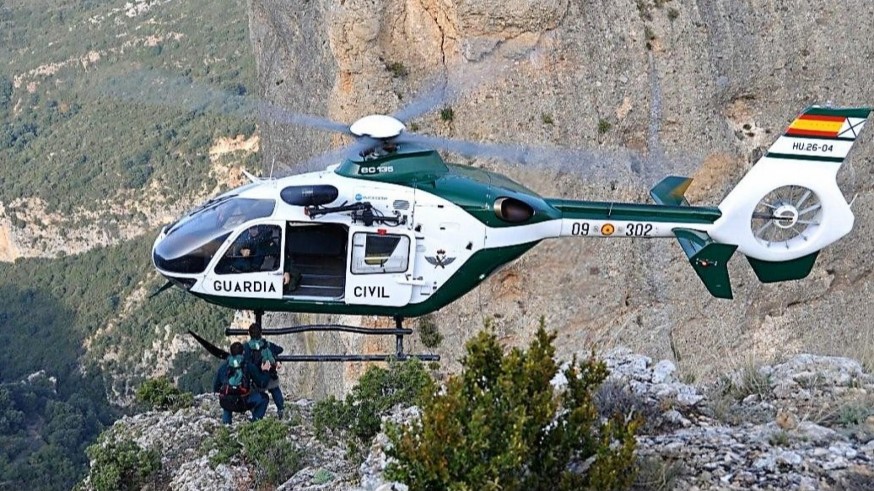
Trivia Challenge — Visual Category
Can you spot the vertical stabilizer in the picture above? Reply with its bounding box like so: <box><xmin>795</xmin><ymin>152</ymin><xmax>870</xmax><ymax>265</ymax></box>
<box><xmin>709</xmin><ymin>106</ymin><xmax>870</xmax><ymax>263</ymax></box>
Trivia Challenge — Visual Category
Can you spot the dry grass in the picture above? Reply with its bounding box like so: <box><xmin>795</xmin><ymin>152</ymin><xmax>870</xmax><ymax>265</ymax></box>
<box><xmin>632</xmin><ymin>455</ymin><xmax>684</xmax><ymax>491</ymax></box>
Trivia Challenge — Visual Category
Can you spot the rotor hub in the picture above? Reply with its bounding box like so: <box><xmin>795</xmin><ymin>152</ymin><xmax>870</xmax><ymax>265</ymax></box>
<box><xmin>349</xmin><ymin>114</ymin><xmax>406</xmax><ymax>139</ymax></box>
<box><xmin>751</xmin><ymin>185</ymin><xmax>821</xmax><ymax>249</ymax></box>
<box><xmin>773</xmin><ymin>203</ymin><xmax>799</xmax><ymax>229</ymax></box>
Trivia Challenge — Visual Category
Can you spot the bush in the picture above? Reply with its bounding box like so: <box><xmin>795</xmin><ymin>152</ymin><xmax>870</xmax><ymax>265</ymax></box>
<box><xmin>386</xmin><ymin>61</ymin><xmax>408</xmax><ymax>78</ymax></box>
<box><xmin>239</xmin><ymin>419</ymin><xmax>302</xmax><ymax>487</ymax></box>
<box><xmin>85</xmin><ymin>437</ymin><xmax>161</xmax><ymax>491</ymax></box>
<box><xmin>633</xmin><ymin>455</ymin><xmax>684</xmax><ymax>491</ymax></box>
<box><xmin>386</xmin><ymin>321</ymin><xmax>640</xmax><ymax>490</ymax></box>
<box><xmin>135</xmin><ymin>376</ymin><xmax>194</xmax><ymax>411</ymax></box>
<box><xmin>204</xmin><ymin>425</ymin><xmax>241</xmax><ymax>467</ymax></box>
<box><xmin>313</xmin><ymin>359</ymin><xmax>432</xmax><ymax>444</ymax></box>
<box><xmin>204</xmin><ymin>419</ymin><xmax>302</xmax><ymax>487</ymax></box>
<box><xmin>440</xmin><ymin>107</ymin><xmax>454</xmax><ymax>122</ymax></box>
<box><xmin>417</xmin><ymin>314</ymin><xmax>443</xmax><ymax>348</ymax></box>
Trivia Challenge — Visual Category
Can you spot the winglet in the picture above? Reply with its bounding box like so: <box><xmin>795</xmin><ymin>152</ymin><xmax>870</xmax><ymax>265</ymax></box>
<box><xmin>650</xmin><ymin>176</ymin><xmax>693</xmax><ymax>206</ymax></box>
<box><xmin>673</xmin><ymin>228</ymin><xmax>737</xmax><ymax>299</ymax></box>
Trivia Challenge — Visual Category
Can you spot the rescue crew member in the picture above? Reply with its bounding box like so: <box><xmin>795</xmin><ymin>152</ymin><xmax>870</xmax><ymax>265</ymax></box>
<box><xmin>243</xmin><ymin>322</ymin><xmax>286</xmax><ymax>419</ymax></box>
<box><xmin>213</xmin><ymin>342</ymin><xmax>270</xmax><ymax>424</ymax></box>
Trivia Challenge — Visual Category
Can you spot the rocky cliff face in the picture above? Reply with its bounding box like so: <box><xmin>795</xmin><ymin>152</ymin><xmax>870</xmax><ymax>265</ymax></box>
<box><xmin>78</xmin><ymin>351</ymin><xmax>874</xmax><ymax>490</ymax></box>
<box><xmin>247</xmin><ymin>0</ymin><xmax>874</xmax><ymax>397</ymax></box>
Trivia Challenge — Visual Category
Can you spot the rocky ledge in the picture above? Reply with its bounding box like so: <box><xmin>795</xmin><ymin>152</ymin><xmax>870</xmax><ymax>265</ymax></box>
<box><xmin>80</xmin><ymin>350</ymin><xmax>874</xmax><ymax>490</ymax></box>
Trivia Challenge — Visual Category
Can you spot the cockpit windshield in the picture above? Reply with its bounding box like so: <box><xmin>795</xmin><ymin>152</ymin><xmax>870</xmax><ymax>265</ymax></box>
<box><xmin>153</xmin><ymin>197</ymin><xmax>276</xmax><ymax>274</ymax></box>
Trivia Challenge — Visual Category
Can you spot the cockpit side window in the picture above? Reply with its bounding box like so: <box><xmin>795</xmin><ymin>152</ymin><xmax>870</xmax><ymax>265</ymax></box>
<box><xmin>153</xmin><ymin>198</ymin><xmax>276</xmax><ymax>275</ymax></box>
<box><xmin>215</xmin><ymin>225</ymin><xmax>282</xmax><ymax>275</ymax></box>
<box><xmin>154</xmin><ymin>232</ymin><xmax>231</xmax><ymax>275</ymax></box>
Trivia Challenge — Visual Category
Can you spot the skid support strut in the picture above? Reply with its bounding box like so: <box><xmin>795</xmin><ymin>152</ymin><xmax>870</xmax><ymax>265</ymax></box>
<box><xmin>225</xmin><ymin>314</ymin><xmax>440</xmax><ymax>362</ymax></box>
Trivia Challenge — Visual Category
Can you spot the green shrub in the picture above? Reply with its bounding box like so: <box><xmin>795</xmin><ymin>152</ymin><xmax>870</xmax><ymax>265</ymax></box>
<box><xmin>838</xmin><ymin>401</ymin><xmax>873</xmax><ymax>427</ymax></box>
<box><xmin>313</xmin><ymin>359</ymin><xmax>432</xmax><ymax>444</ymax></box>
<box><xmin>386</xmin><ymin>321</ymin><xmax>640</xmax><ymax>490</ymax></box>
<box><xmin>205</xmin><ymin>426</ymin><xmax>241</xmax><ymax>466</ymax></box>
<box><xmin>135</xmin><ymin>376</ymin><xmax>194</xmax><ymax>411</ymax></box>
<box><xmin>634</xmin><ymin>455</ymin><xmax>684</xmax><ymax>491</ymax></box>
<box><xmin>768</xmin><ymin>430</ymin><xmax>790</xmax><ymax>447</ymax></box>
<box><xmin>718</xmin><ymin>364</ymin><xmax>771</xmax><ymax>401</ymax></box>
<box><xmin>598</xmin><ymin>119</ymin><xmax>612</xmax><ymax>134</ymax></box>
<box><xmin>386</xmin><ymin>61</ymin><xmax>408</xmax><ymax>78</ymax></box>
<box><xmin>239</xmin><ymin>419</ymin><xmax>302</xmax><ymax>487</ymax></box>
<box><xmin>204</xmin><ymin>419</ymin><xmax>302</xmax><ymax>487</ymax></box>
<box><xmin>85</xmin><ymin>437</ymin><xmax>161</xmax><ymax>491</ymax></box>
<box><xmin>418</xmin><ymin>315</ymin><xmax>443</xmax><ymax>348</ymax></box>
<box><xmin>312</xmin><ymin>468</ymin><xmax>334</xmax><ymax>484</ymax></box>
<box><xmin>440</xmin><ymin>107</ymin><xmax>454</xmax><ymax>122</ymax></box>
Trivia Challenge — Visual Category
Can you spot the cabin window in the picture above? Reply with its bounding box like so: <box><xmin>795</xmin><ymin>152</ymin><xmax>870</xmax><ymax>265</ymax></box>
<box><xmin>350</xmin><ymin>233</ymin><xmax>410</xmax><ymax>274</ymax></box>
<box><xmin>215</xmin><ymin>225</ymin><xmax>282</xmax><ymax>274</ymax></box>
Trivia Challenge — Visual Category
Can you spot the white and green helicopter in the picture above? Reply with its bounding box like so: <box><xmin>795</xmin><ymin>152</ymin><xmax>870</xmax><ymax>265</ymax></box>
<box><xmin>153</xmin><ymin>106</ymin><xmax>870</xmax><ymax>361</ymax></box>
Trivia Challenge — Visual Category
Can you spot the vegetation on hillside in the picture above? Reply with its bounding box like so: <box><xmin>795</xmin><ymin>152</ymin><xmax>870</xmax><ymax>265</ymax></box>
<box><xmin>204</xmin><ymin>419</ymin><xmax>304</xmax><ymax>488</ymax></box>
<box><xmin>313</xmin><ymin>359</ymin><xmax>433</xmax><ymax>446</ymax></box>
<box><xmin>0</xmin><ymin>1</ymin><xmax>252</xmax><ymax>488</ymax></box>
<box><xmin>0</xmin><ymin>373</ymin><xmax>114</xmax><ymax>490</ymax></box>
<box><xmin>85</xmin><ymin>435</ymin><xmax>162</xmax><ymax>491</ymax></box>
<box><xmin>0</xmin><ymin>0</ymin><xmax>258</xmax><ymax>217</ymax></box>
<box><xmin>0</xmin><ymin>233</ymin><xmax>232</xmax><ymax>490</ymax></box>
<box><xmin>387</xmin><ymin>323</ymin><xmax>640</xmax><ymax>490</ymax></box>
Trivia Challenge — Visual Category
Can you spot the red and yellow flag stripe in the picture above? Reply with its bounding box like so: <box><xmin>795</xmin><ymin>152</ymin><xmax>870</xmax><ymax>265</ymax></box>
<box><xmin>786</xmin><ymin>114</ymin><xmax>846</xmax><ymax>138</ymax></box>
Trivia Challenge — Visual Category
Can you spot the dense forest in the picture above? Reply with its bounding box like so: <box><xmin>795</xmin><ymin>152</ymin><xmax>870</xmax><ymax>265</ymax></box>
<box><xmin>0</xmin><ymin>0</ymin><xmax>255</xmax><ymax>488</ymax></box>
<box><xmin>0</xmin><ymin>235</ymin><xmax>232</xmax><ymax>490</ymax></box>
<box><xmin>0</xmin><ymin>0</ymin><xmax>257</xmax><ymax>216</ymax></box>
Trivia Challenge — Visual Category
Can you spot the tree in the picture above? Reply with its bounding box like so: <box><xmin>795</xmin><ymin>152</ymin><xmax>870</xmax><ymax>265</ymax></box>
<box><xmin>0</xmin><ymin>75</ymin><xmax>12</xmax><ymax>110</ymax></box>
<box><xmin>387</xmin><ymin>321</ymin><xmax>640</xmax><ymax>491</ymax></box>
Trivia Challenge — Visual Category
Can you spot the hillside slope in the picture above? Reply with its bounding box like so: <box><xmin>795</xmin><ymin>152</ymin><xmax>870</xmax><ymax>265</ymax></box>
<box><xmin>0</xmin><ymin>0</ymin><xmax>257</xmax><ymax>260</ymax></box>
<box><xmin>78</xmin><ymin>351</ymin><xmax>874</xmax><ymax>490</ymax></box>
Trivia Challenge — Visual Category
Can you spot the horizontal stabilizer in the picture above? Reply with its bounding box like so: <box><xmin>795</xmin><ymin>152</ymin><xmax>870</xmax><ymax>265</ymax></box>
<box><xmin>747</xmin><ymin>251</ymin><xmax>820</xmax><ymax>283</ymax></box>
<box><xmin>650</xmin><ymin>176</ymin><xmax>693</xmax><ymax>206</ymax></box>
<box><xmin>674</xmin><ymin>228</ymin><xmax>738</xmax><ymax>299</ymax></box>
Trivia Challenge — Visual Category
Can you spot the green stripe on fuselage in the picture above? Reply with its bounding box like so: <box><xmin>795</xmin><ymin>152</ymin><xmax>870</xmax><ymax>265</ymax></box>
<box><xmin>546</xmin><ymin>199</ymin><xmax>722</xmax><ymax>224</ymax></box>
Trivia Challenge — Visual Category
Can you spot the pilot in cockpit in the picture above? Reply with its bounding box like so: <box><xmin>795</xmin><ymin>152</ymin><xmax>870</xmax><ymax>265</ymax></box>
<box><xmin>221</xmin><ymin>225</ymin><xmax>279</xmax><ymax>274</ymax></box>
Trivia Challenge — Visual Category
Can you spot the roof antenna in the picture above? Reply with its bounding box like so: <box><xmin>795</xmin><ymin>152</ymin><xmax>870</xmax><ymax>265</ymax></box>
<box><xmin>269</xmin><ymin>156</ymin><xmax>276</xmax><ymax>180</ymax></box>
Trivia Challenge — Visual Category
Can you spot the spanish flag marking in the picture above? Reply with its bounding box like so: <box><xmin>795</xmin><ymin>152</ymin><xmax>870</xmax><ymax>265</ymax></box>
<box><xmin>786</xmin><ymin>114</ymin><xmax>846</xmax><ymax>138</ymax></box>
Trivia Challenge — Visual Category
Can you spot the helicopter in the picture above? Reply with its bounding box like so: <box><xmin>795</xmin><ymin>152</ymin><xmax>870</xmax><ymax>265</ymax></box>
<box><xmin>152</xmin><ymin>106</ymin><xmax>870</xmax><ymax>361</ymax></box>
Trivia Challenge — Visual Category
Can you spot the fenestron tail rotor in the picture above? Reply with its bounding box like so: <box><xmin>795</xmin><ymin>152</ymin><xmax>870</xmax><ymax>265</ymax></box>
<box><xmin>750</xmin><ymin>185</ymin><xmax>822</xmax><ymax>250</ymax></box>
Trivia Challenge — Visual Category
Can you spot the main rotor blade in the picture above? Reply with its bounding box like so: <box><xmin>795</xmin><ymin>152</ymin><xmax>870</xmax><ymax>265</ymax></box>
<box><xmin>395</xmin><ymin>132</ymin><xmax>633</xmax><ymax>171</ymax></box>
<box><xmin>279</xmin><ymin>136</ymin><xmax>380</xmax><ymax>175</ymax></box>
<box><xmin>99</xmin><ymin>69</ymin><xmax>351</xmax><ymax>134</ymax></box>
<box><xmin>392</xmin><ymin>73</ymin><xmax>451</xmax><ymax>123</ymax></box>
<box><xmin>392</xmin><ymin>42</ymin><xmax>533</xmax><ymax>123</ymax></box>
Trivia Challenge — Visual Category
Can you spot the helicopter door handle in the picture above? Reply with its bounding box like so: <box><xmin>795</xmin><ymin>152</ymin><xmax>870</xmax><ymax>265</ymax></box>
<box><xmin>269</xmin><ymin>271</ymin><xmax>284</xmax><ymax>276</ymax></box>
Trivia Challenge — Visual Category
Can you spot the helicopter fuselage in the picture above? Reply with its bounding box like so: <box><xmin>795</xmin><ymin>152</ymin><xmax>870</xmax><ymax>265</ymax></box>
<box><xmin>152</xmin><ymin>146</ymin><xmax>721</xmax><ymax>316</ymax></box>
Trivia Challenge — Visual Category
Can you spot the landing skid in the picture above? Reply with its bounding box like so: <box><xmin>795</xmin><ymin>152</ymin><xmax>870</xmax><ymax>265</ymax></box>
<box><xmin>223</xmin><ymin>311</ymin><xmax>440</xmax><ymax>363</ymax></box>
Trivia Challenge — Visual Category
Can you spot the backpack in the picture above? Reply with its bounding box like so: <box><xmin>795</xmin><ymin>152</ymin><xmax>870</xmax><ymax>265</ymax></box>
<box><xmin>246</xmin><ymin>339</ymin><xmax>276</xmax><ymax>366</ymax></box>
<box><xmin>218</xmin><ymin>355</ymin><xmax>250</xmax><ymax>413</ymax></box>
